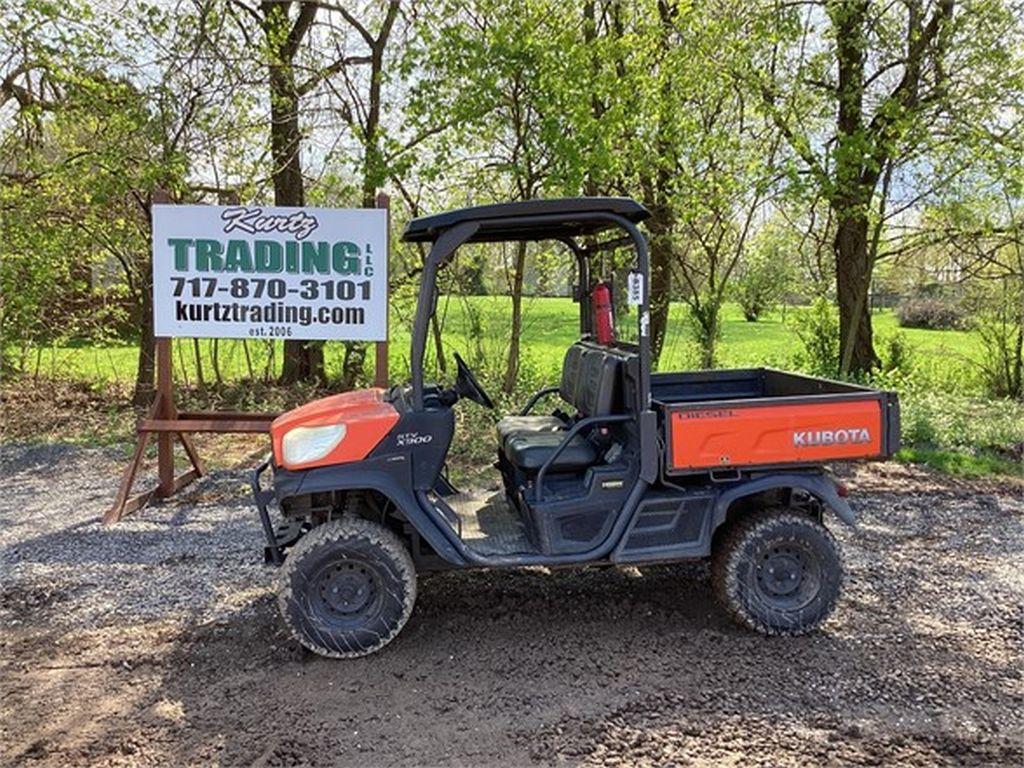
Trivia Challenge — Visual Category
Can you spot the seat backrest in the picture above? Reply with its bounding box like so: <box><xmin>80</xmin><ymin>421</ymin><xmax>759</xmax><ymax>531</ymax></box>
<box><xmin>559</xmin><ymin>341</ymin><xmax>633</xmax><ymax>417</ymax></box>
<box><xmin>560</xmin><ymin>343</ymin><xmax>586</xmax><ymax>404</ymax></box>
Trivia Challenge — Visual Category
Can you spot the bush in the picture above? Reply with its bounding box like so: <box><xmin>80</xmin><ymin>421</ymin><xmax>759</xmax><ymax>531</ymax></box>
<box><xmin>790</xmin><ymin>297</ymin><xmax>839</xmax><ymax>377</ymax></box>
<box><xmin>735</xmin><ymin>253</ymin><xmax>792</xmax><ymax>322</ymax></box>
<box><xmin>896</xmin><ymin>297</ymin><xmax>966</xmax><ymax>330</ymax></box>
<box><xmin>965</xmin><ymin>279</ymin><xmax>1023</xmax><ymax>400</ymax></box>
<box><xmin>878</xmin><ymin>331</ymin><xmax>915</xmax><ymax>375</ymax></box>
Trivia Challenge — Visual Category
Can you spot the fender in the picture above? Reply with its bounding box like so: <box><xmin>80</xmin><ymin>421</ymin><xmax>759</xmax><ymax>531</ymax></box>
<box><xmin>272</xmin><ymin>455</ymin><xmax>467</xmax><ymax>565</ymax></box>
<box><xmin>712</xmin><ymin>471</ymin><xmax>856</xmax><ymax>530</ymax></box>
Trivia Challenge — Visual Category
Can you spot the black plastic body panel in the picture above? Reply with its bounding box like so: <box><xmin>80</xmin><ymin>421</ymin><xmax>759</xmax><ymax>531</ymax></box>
<box><xmin>612</xmin><ymin>489</ymin><xmax>716</xmax><ymax>562</ymax></box>
<box><xmin>611</xmin><ymin>470</ymin><xmax>856</xmax><ymax>564</ymax></box>
<box><xmin>525</xmin><ymin>462</ymin><xmax>636</xmax><ymax>555</ymax></box>
<box><xmin>272</xmin><ymin>455</ymin><xmax>466</xmax><ymax>566</ymax></box>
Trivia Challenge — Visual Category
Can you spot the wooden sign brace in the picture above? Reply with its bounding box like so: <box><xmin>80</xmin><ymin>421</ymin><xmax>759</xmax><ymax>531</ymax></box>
<box><xmin>104</xmin><ymin>338</ymin><xmax>278</xmax><ymax>523</ymax></box>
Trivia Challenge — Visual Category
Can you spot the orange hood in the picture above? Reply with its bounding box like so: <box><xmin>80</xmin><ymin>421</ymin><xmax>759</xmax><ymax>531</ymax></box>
<box><xmin>271</xmin><ymin>388</ymin><xmax>400</xmax><ymax>471</ymax></box>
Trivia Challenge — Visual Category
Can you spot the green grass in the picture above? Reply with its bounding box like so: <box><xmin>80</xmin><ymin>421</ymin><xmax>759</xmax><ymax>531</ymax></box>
<box><xmin>896</xmin><ymin>447</ymin><xmax>1023</xmax><ymax>479</ymax></box>
<box><xmin>9</xmin><ymin>295</ymin><xmax>1019</xmax><ymax>479</ymax></box>
<box><xmin>14</xmin><ymin>296</ymin><xmax>984</xmax><ymax>390</ymax></box>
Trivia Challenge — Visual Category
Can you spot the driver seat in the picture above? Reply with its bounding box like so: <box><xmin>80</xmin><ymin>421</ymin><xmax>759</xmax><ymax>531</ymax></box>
<box><xmin>494</xmin><ymin>343</ymin><xmax>585</xmax><ymax>448</ymax></box>
<box><xmin>495</xmin><ymin>414</ymin><xmax>564</xmax><ymax>445</ymax></box>
<box><xmin>504</xmin><ymin>431</ymin><xmax>598</xmax><ymax>472</ymax></box>
<box><xmin>502</xmin><ymin>342</ymin><xmax>622</xmax><ymax>474</ymax></box>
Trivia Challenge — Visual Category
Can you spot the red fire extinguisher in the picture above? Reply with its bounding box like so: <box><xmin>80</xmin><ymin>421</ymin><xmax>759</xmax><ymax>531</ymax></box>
<box><xmin>592</xmin><ymin>282</ymin><xmax>616</xmax><ymax>345</ymax></box>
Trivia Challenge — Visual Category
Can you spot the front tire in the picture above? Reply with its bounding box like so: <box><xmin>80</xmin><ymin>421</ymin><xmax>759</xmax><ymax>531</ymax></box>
<box><xmin>711</xmin><ymin>509</ymin><xmax>844</xmax><ymax>636</ymax></box>
<box><xmin>278</xmin><ymin>517</ymin><xmax>416</xmax><ymax>658</ymax></box>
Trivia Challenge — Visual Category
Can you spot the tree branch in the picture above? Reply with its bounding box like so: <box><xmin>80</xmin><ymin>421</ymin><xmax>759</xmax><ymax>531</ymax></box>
<box><xmin>283</xmin><ymin>1</ymin><xmax>319</xmax><ymax>60</ymax></box>
<box><xmin>316</xmin><ymin>1</ymin><xmax>375</xmax><ymax>47</ymax></box>
<box><xmin>296</xmin><ymin>55</ymin><xmax>372</xmax><ymax>96</ymax></box>
<box><xmin>867</xmin><ymin>0</ymin><xmax>954</xmax><ymax>142</ymax></box>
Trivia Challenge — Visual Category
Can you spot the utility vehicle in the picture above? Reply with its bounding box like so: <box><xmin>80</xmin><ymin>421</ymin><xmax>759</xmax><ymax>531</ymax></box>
<box><xmin>252</xmin><ymin>197</ymin><xmax>900</xmax><ymax>658</ymax></box>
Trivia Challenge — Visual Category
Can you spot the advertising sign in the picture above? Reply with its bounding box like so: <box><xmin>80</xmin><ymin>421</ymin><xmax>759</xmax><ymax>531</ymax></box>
<box><xmin>152</xmin><ymin>205</ymin><xmax>388</xmax><ymax>340</ymax></box>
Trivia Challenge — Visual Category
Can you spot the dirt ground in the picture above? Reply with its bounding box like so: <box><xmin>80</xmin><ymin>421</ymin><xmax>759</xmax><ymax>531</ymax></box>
<box><xmin>1</xmin><ymin>443</ymin><xmax>1022</xmax><ymax>767</ymax></box>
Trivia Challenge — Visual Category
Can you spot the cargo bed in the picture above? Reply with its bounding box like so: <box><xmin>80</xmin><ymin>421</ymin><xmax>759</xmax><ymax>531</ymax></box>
<box><xmin>653</xmin><ymin>368</ymin><xmax>900</xmax><ymax>474</ymax></box>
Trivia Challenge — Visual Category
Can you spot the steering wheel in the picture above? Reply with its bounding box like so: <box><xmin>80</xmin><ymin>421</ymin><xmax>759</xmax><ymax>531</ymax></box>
<box><xmin>452</xmin><ymin>352</ymin><xmax>495</xmax><ymax>409</ymax></box>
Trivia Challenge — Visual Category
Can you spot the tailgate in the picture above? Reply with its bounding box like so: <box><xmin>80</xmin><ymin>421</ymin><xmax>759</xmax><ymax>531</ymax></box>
<box><xmin>666</xmin><ymin>394</ymin><xmax>898</xmax><ymax>472</ymax></box>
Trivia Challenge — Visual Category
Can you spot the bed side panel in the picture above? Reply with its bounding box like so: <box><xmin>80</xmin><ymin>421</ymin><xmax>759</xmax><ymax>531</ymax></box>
<box><xmin>668</xmin><ymin>398</ymin><xmax>885</xmax><ymax>470</ymax></box>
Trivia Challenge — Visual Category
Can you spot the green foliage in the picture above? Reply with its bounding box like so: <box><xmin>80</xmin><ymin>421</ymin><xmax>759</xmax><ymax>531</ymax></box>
<box><xmin>877</xmin><ymin>331</ymin><xmax>915</xmax><ymax>375</ymax></box>
<box><xmin>1</xmin><ymin>0</ymin><xmax>259</xmax><ymax>397</ymax></box>
<box><xmin>747</xmin><ymin>0</ymin><xmax>1024</xmax><ymax>373</ymax></box>
<box><xmin>734</xmin><ymin>241</ymin><xmax>795</xmax><ymax>322</ymax></box>
<box><xmin>896</xmin><ymin>447</ymin><xmax>1022</xmax><ymax>479</ymax></box>
<box><xmin>790</xmin><ymin>297</ymin><xmax>840</xmax><ymax>377</ymax></box>
<box><xmin>966</xmin><ymin>278</ymin><xmax>1024</xmax><ymax>400</ymax></box>
<box><xmin>898</xmin><ymin>389</ymin><xmax>1024</xmax><ymax>466</ymax></box>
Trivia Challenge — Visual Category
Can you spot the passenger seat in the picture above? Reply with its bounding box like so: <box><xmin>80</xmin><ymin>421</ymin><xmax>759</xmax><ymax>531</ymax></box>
<box><xmin>504</xmin><ymin>431</ymin><xmax>598</xmax><ymax>472</ymax></box>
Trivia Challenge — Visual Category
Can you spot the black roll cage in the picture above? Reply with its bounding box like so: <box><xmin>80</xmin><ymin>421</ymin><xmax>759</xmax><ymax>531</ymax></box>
<box><xmin>408</xmin><ymin>210</ymin><xmax>653</xmax><ymax>416</ymax></box>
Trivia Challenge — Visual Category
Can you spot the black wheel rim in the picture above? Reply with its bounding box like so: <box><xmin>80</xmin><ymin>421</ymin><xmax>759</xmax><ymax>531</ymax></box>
<box><xmin>309</xmin><ymin>559</ymin><xmax>384</xmax><ymax>630</ymax></box>
<box><xmin>750</xmin><ymin>540</ymin><xmax>822</xmax><ymax>611</ymax></box>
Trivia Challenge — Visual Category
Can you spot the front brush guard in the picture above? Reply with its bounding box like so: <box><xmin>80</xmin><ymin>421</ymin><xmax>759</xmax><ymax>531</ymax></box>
<box><xmin>251</xmin><ymin>459</ymin><xmax>304</xmax><ymax>566</ymax></box>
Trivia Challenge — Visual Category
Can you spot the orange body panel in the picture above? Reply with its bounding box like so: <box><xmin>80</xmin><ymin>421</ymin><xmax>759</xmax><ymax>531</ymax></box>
<box><xmin>271</xmin><ymin>388</ymin><xmax>399</xmax><ymax>471</ymax></box>
<box><xmin>669</xmin><ymin>399</ymin><xmax>884</xmax><ymax>470</ymax></box>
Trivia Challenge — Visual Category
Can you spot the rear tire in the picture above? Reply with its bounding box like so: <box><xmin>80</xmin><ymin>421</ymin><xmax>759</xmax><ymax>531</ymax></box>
<box><xmin>711</xmin><ymin>509</ymin><xmax>843</xmax><ymax>636</ymax></box>
<box><xmin>278</xmin><ymin>517</ymin><xmax>416</xmax><ymax>658</ymax></box>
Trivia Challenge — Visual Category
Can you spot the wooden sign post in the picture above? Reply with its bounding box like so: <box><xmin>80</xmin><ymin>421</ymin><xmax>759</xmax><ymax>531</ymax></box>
<box><xmin>374</xmin><ymin>192</ymin><xmax>390</xmax><ymax>388</ymax></box>
<box><xmin>105</xmin><ymin>194</ymin><xmax>391</xmax><ymax>524</ymax></box>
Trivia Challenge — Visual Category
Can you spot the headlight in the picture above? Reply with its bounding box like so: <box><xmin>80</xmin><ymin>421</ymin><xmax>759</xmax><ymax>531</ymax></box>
<box><xmin>281</xmin><ymin>423</ymin><xmax>347</xmax><ymax>466</ymax></box>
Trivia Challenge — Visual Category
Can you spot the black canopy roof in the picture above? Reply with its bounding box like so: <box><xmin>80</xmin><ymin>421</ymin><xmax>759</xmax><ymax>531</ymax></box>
<box><xmin>401</xmin><ymin>197</ymin><xmax>650</xmax><ymax>243</ymax></box>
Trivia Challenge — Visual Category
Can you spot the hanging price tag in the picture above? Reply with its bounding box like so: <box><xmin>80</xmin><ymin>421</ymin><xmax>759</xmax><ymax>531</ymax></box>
<box><xmin>627</xmin><ymin>270</ymin><xmax>644</xmax><ymax>306</ymax></box>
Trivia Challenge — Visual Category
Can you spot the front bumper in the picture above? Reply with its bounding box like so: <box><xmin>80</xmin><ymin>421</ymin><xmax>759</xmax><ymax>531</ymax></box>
<box><xmin>251</xmin><ymin>459</ymin><xmax>307</xmax><ymax>565</ymax></box>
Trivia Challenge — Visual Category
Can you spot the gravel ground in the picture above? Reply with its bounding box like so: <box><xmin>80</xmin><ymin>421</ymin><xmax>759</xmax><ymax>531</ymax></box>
<box><xmin>1</xmin><ymin>443</ymin><xmax>1022</xmax><ymax>767</ymax></box>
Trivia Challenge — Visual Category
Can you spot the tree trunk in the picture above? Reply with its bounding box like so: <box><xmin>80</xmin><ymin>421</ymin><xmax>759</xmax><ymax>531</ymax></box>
<box><xmin>834</xmin><ymin>212</ymin><xmax>879</xmax><ymax>375</ymax></box>
<box><xmin>263</xmin><ymin>2</ymin><xmax>324</xmax><ymax>385</ymax></box>
<box><xmin>336</xmin><ymin>31</ymin><xmax>391</xmax><ymax>391</ymax></box>
<box><xmin>212</xmin><ymin>339</ymin><xmax>223</xmax><ymax>385</ymax></box>
<box><xmin>502</xmin><ymin>241</ymin><xmax>528</xmax><ymax>394</ymax></box>
<box><xmin>831</xmin><ymin>0</ymin><xmax>879</xmax><ymax>376</ymax></box>
<box><xmin>192</xmin><ymin>338</ymin><xmax>205</xmax><ymax>389</ymax></box>
<box><xmin>644</xmin><ymin>199</ymin><xmax>674</xmax><ymax>368</ymax></box>
<box><xmin>431</xmin><ymin>313</ymin><xmax>446</xmax><ymax>374</ymax></box>
<box><xmin>641</xmin><ymin>6</ymin><xmax>677</xmax><ymax>370</ymax></box>
<box><xmin>132</xmin><ymin>281</ymin><xmax>155</xmax><ymax>406</ymax></box>
<box><xmin>341</xmin><ymin>343</ymin><xmax>366</xmax><ymax>389</ymax></box>
<box><xmin>340</xmin><ymin>112</ymin><xmax>383</xmax><ymax>391</ymax></box>
<box><xmin>699</xmin><ymin>312</ymin><xmax>718</xmax><ymax>369</ymax></box>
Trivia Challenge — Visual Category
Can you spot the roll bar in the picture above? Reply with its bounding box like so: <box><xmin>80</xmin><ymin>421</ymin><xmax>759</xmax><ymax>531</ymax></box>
<box><xmin>410</xmin><ymin>211</ymin><xmax>651</xmax><ymax>414</ymax></box>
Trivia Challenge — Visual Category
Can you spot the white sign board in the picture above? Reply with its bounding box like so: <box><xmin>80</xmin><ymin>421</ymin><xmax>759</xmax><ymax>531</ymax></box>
<box><xmin>152</xmin><ymin>205</ymin><xmax>388</xmax><ymax>341</ymax></box>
